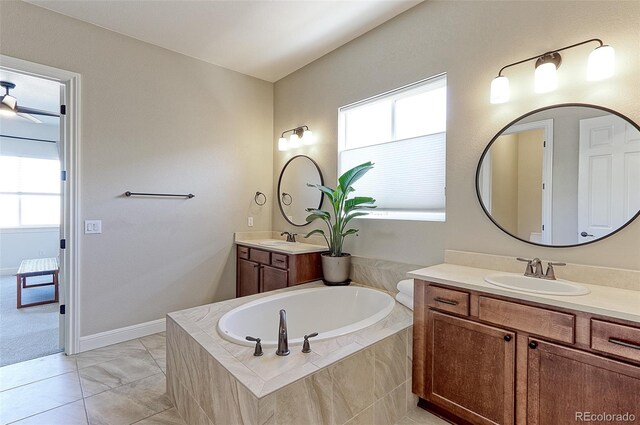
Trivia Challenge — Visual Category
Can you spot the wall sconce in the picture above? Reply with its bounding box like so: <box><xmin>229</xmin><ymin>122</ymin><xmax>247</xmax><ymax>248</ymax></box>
<box><xmin>278</xmin><ymin>125</ymin><xmax>313</xmax><ymax>151</ymax></box>
<box><xmin>490</xmin><ymin>38</ymin><xmax>615</xmax><ymax>104</ymax></box>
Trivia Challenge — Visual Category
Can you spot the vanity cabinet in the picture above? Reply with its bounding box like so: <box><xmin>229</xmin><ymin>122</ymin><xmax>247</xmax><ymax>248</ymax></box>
<box><xmin>236</xmin><ymin>244</ymin><xmax>323</xmax><ymax>297</ymax></box>
<box><xmin>527</xmin><ymin>339</ymin><xmax>640</xmax><ymax>425</ymax></box>
<box><xmin>413</xmin><ymin>280</ymin><xmax>640</xmax><ymax>425</ymax></box>
<box><xmin>426</xmin><ymin>311</ymin><xmax>515</xmax><ymax>425</ymax></box>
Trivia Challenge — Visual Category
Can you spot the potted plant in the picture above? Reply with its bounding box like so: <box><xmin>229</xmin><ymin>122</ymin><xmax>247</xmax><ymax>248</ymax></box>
<box><xmin>304</xmin><ymin>161</ymin><xmax>376</xmax><ymax>285</ymax></box>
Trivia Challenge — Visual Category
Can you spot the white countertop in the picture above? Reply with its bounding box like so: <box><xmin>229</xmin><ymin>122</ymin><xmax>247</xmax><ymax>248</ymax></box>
<box><xmin>236</xmin><ymin>238</ymin><xmax>327</xmax><ymax>254</ymax></box>
<box><xmin>408</xmin><ymin>263</ymin><xmax>640</xmax><ymax>324</ymax></box>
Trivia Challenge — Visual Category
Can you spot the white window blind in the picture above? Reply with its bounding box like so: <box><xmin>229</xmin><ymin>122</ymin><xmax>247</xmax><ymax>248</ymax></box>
<box><xmin>0</xmin><ymin>155</ymin><xmax>60</xmax><ymax>227</ymax></box>
<box><xmin>338</xmin><ymin>74</ymin><xmax>446</xmax><ymax>221</ymax></box>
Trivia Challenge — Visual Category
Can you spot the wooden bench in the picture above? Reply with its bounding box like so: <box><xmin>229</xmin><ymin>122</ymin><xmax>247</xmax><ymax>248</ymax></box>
<box><xmin>16</xmin><ymin>258</ymin><xmax>59</xmax><ymax>309</ymax></box>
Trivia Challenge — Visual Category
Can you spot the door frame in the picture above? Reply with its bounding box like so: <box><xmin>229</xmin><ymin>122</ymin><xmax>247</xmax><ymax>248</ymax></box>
<box><xmin>501</xmin><ymin>119</ymin><xmax>554</xmax><ymax>245</ymax></box>
<box><xmin>0</xmin><ymin>54</ymin><xmax>82</xmax><ymax>355</ymax></box>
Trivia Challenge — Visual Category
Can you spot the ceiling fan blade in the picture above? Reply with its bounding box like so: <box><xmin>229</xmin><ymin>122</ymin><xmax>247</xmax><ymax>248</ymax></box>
<box><xmin>1</xmin><ymin>94</ymin><xmax>17</xmax><ymax>110</ymax></box>
<box><xmin>17</xmin><ymin>112</ymin><xmax>43</xmax><ymax>124</ymax></box>
<box><xmin>16</xmin><ymin>105</ymin><xmax>60</xmax><ymax>117</ymax></box>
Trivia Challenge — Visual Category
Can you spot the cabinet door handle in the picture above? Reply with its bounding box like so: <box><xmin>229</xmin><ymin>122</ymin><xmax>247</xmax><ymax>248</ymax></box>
<box><xmin>504</xmin><ymin>335</ymin><xmax>512</xmax><ymax>342</ymax></box>
<box><xmin>433</xmin><ymin>297</ymin><xmax>458</xmax><ymax>306</ymax></box>
<box><xmin>608</xmin><ymin>338</ymin><xmax>640</xmax><ymax>351</ymax></box>
<box><xmin>529</xmin><ymin>341</ymin><xmax>538</xmax><ymax>349</ymax></box>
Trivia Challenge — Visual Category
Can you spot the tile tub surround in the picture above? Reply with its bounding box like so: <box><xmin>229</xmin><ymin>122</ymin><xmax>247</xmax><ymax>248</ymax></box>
<box><xmin>350</xmin><ymin>256</ymin><xmax>424</xmax><ymax>295</ymax></box>
<box><xmin>166</xmin><ymin>281</ymin><xmax>414</xmax><ymax>425</ymax></box>
<box><xmin>408</xmin><ymin>263</ymin><xmax>640</xmax><ymax>324</ymax></box>
<box><xmin>445</xmin><ymin>250</ymin><xmax>640</xmax><ymax>291</ymax></box>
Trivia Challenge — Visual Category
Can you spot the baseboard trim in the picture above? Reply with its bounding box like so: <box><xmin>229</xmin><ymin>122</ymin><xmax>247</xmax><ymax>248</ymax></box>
<box><xmin>79</xmin><ymin>318</ymin><xmax>166</xmax><ymax>352</ymax></box>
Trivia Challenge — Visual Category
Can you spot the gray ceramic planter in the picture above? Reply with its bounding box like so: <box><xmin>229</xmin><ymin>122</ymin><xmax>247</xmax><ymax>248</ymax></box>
<box><xmin>321</xmin><ymin>253</ymin><xmax>351</xmax><ymax>285</ymax></box>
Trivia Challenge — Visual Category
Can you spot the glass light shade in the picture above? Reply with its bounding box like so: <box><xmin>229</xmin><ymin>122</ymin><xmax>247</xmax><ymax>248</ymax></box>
<box><xmin>490</xmin><ymin>76</ymin><xmax>510</xmax><ymax>104</ymax></box>
<box><xmin>289</xmin><ymin>133</ymin><xmax>301</xmax><ymax>148</ymax></box>
<box><xmin>0</xmin><ymin>105</ymin><xmax>16</xmax><ymax>117</ymax></box>
<box><xmin>534</xmin><ymin>62</ymin><xmax>558</xmax><ymax>93</ymax></box>
<box><xmin>302</xmin><ymin>129</ymin><xmax>314</xmax><ymax>145</ymax></box>
<box><xmin>587</xmin><ymin>45</ymin><xmax>615</xmax><ymax>81</ymax></box>
<box><xmin>278</xmin><ymin>137</ymin><xmax>288</xmax><ymax>151</ymax></box>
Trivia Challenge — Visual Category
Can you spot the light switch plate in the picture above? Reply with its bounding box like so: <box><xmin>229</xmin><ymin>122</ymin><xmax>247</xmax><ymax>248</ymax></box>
<box><xmin>248</xmin><ymin>217</ymin><xmax>254</xmax><ymax>227</ymax></box>
<box><xmin>85</xmin><ymin>220</ymin><xmax>102</xmax><ymax>234</ymax></box>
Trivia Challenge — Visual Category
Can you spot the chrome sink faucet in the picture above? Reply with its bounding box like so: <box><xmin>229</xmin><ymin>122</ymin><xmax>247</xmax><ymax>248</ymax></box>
<box><xmin>276</xmin><ymin>309</ymin><xmax>290</xmax><ymax>356</ymax></box>
<box><xmin>517</xmin><ymin>257</ymin><xmax>566</xmax><ymax>280</ymax></box>
<box><xmin>281</xmin><ymin>232</ymin><xmax>297</xmax><ymax>242</ymax></box>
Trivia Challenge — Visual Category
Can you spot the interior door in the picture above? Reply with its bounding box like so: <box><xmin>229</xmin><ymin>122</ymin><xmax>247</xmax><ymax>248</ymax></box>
<box><xmin>57</xmin><ymin>84</ymin><xmax>66</xmax><ymax>350</ymax></box>
<box><xmin>578</xmin><ymin>114</ymin><xmax>640</xmax><ymax>241</ymax></box>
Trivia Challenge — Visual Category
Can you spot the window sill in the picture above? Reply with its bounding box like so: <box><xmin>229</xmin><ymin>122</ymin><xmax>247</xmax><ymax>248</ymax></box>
<box><xmin>0</xmin><ymin>226</ymin><xmax>60</xmax><ymax>234</ymax></box>
<box><xmin>355</xmin><ymin>211</ymin><xmax>446</xmax><ymax>222</ymax></box>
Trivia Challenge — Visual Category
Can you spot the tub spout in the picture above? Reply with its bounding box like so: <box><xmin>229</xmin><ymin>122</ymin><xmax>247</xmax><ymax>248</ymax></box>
<box><xmin>276</xmin><ymin>309</ymin><xmax>290</xmax><ymax>356</ymax></box>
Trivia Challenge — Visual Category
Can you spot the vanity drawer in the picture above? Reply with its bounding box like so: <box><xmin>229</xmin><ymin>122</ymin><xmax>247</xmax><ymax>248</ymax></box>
<box><xmin>591</xmin><ymin>320</ymin><xmax>640</xmax><ymax>363</ymax></box>
<box><xmin>249</xmin><ymin>248</ymin><xmax>270</xmax><ymax>264</ymax></box>
<box><xmin>271</xmin><ymin>253</ymin><xmax>288</xmax><ymax>269</ymax></box>
<box><xmin>426</xmin><ymin>285</ymin><xmax>469</xmax><ymax>316</ymax></box>
<box><xmin>478</xmin><ymin>297</ymin><xmax>575</xmax><ymax>344</ymax></box>
<box><xmin>238</xmin><ymin>246</ymin><xmax>249</xmax><ymax>259</ymax></box>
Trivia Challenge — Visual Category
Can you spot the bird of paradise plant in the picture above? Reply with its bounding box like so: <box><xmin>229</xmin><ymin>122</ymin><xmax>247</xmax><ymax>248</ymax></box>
<box><xmin>304</xmin><ymin>161</ymin><xmax>376</xmax><ymax>256</ymax></box>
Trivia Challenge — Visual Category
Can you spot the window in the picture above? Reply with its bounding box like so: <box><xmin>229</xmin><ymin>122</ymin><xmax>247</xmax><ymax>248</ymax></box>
<box><xmin>338</xmin><ymin>74</ymin><xmax>446</xmax><ymax>221</ymax></box>
<box><xmin>0</xmin><ymin>156</ymin><xmax>60</xmax><ymax>227</ymax></box>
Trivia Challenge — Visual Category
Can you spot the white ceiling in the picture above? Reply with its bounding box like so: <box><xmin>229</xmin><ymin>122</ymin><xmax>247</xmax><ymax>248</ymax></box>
<box><xmin>25</xmin><ymin>0</ymin><xmax>422</xmax><ymax>82</ymax></box>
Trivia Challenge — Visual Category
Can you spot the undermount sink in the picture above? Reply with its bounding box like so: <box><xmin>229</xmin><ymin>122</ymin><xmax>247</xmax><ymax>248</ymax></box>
<box><xmin>484</xmin><ymin>273</ymin><xmax>590</xmax><ymax>296</ymax></box>
<box><xmin>256</xmin><ymin>240</ymin><xmax>295</xmax><ymax>247</ymax></box>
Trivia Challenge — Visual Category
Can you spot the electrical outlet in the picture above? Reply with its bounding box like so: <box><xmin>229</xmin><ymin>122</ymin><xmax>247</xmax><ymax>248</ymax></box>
<box><xmin>38</xmin><ymin>250</ymin><xmax>45</xmax><ymax>256</ymax></box>
<box><xmin>248</xmin><ymin>217</ymin><xmax>254</xmax><ymax>227</ymax></box>
<box><xmin>84</xmin><ymin>220</ymin><xmax>102</xmax><ymax>234</ymax></box>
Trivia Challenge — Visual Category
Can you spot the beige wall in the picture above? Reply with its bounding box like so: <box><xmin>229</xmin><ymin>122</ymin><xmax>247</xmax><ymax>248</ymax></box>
<box><xmin>0</xmin><ymin>1</ymin><xmax>274</xmax><ymax>336</ymax></box>
<box><xmin>490</xmin><ymin>134</ymin><xmax>518</xmax><ymax>235</ymax></box>
<box><xmin>516</xmin><ymin>129</ymin><xmax>543</xmax><ymax>241</ymax></box>
<box><xmin>273</xmin><ymin>0</ymin><xmax>640</xmax><ymax>270</ymax></box>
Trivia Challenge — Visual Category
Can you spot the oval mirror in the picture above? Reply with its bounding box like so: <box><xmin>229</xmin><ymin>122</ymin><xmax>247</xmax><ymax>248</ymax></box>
<box><xmin>278</xmin><ymin>155</ymin><xmax>324</xmax><ymax>226</ymax></box>
<box><xmin>476</xmin><ymin>104</ymin><xmax>640</xmax><ymax>247</ymax></box>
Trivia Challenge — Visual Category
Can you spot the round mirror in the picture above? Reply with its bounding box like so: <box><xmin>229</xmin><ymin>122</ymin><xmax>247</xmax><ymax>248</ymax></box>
<box><xmin>476</xmin><ymin>104</ymin><xmax>640</xmax><ymax>247</ymax></box>
<box><xmin>278</xmin><ymin>155</ymin><xmax>324</xmax><ymax>226</ymax></box>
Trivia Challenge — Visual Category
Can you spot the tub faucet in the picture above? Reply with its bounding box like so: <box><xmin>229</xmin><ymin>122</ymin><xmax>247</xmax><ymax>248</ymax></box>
<box><xmin>276</xmin><ymin>309</ymin><xmax>290</xmax><ymax>356</ymax></box>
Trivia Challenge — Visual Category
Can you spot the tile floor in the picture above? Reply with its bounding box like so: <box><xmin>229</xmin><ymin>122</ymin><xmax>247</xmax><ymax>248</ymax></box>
<box><xmin>0</xmin><ymin>333</ymin><xmax>447</xmax><ymax>425</ymax></box>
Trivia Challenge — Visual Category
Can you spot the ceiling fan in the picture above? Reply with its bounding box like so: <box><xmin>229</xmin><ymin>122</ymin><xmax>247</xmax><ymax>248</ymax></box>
<box><xmin>0</xmin><ymin>81</ymin><xmax>60</xmax><ymax>124</ymax></box>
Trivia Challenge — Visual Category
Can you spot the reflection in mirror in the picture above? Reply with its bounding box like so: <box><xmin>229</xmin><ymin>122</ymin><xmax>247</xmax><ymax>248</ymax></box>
<box><xmin>477</xmin><ymin>104</ymin><xmax>640</xmax><ymax>247</ymax></box>
<box><xmin>278</xmin><ymin>155</ymin><xmax>324</xmax><ymax>227</ymax></box>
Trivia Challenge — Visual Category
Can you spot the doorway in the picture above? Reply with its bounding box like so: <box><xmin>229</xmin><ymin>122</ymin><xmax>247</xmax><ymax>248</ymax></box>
<box><xmin>0</xmin><ymin>55</ymin><xmax>80</xmax><ymax>362</ymax></box>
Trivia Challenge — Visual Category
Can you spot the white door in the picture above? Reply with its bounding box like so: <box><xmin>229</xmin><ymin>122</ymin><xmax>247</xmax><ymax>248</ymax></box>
<box><xmin>58</xmin><ymin>84</ymin><xmax>66</xmax><ymax>350</ymax></box>
<box><xmin>578</xmin><ymin>115</ymin><xmax>640</xmax><ymax>241</ymax></box>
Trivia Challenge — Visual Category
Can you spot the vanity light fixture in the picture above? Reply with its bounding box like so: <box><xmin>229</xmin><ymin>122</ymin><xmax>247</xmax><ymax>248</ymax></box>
<box><xmin>278</xmin><ymin>125</ymin><xmax>313</xmax><ymax>151</ymax></box>
<box><xmin>490</xmin><ymin>38</ymin><xmax>615</xmax><ymax>104</ymax></box>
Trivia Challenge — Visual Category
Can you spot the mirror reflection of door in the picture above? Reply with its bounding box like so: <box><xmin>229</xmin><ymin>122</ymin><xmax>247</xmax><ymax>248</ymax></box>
<box><xmin>578</xmin><ymin>114</ymin><xmax>640</xmax><ymax>241</ymax></box>
<box><xmin>482</xmin><ymin>120</ymin><xmax>553</xmax><ymax>244</ymax></box>
<box><xmin>478</xmin><ymin>105</ymin><xmax>640</xmax><ymax>247</ymax></box>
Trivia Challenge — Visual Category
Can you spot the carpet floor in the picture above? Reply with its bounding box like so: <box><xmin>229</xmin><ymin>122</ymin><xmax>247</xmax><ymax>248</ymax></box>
<box><xmin>0</xmin><ymin>274</ymin><xmax>61</xmax><ymax>367</ymax></box>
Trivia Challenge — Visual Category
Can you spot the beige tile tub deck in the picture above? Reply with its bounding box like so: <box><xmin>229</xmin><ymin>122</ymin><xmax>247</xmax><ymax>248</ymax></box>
<box><xmin>166</xmin><ymin>281</ymin><xmax>415</xmax><ymax>425</ymax></box>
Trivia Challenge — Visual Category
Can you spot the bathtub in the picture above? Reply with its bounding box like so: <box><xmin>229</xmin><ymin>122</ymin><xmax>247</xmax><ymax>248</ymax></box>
<box><xmin>217</xmin><ymin>286</ymin><xmax>395</xmax><ymax>347</ymax></box>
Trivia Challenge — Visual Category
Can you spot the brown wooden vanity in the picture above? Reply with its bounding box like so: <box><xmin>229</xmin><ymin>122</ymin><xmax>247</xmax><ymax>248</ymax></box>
<box><xmin>413</xmin><ymin>280</ymin><xmax>640</xmax><ymax>425</ymax></box>
<box><xmin>236</xmin><ymin>244</ymin><xmax>323</xmax><ymax>297</ymax></box>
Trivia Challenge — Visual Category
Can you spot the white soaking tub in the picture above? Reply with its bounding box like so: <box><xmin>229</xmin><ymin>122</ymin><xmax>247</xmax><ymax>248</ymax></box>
<box><xmin>217</xmin><ymin>286</ymin><xmax>395</xmax><ymax>347</ymax></box>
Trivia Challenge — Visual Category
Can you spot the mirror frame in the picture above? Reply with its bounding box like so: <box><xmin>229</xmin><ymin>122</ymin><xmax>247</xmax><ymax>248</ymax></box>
<box><xmin>475</xmin><ymin>102</ymin><xmax>640</xmax><ymax>248</ymax></box>
<box><xmin>277</xmin><ymin>155</ymin><xmax>324</xmax><ymax>227</ymax></box>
